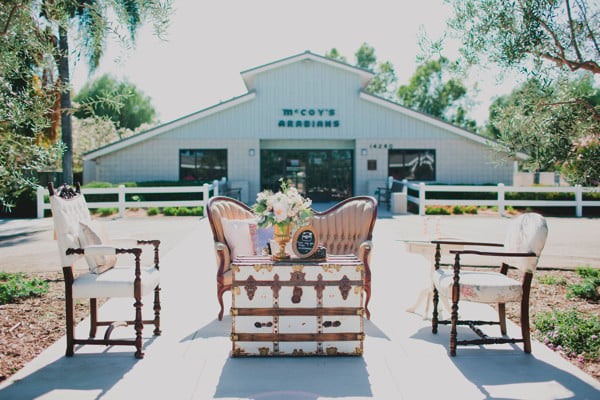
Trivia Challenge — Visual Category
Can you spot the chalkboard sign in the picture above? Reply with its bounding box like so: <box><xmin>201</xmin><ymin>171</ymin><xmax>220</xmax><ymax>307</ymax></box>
<box><xmin>292</xmin><ymin>226</ymin><xmax>319</xmax><ymax>258</ymax></box>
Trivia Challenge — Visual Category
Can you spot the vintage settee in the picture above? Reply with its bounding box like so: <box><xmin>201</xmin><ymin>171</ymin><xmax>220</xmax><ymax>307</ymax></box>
<box><xmin>207</xmin><ymin>196</ymin><xmax>377</xmax><ymax>320</ymax></box>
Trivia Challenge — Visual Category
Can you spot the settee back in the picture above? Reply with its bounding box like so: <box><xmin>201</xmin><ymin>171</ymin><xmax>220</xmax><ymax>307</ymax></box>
<box><xmin>207</xmin><ymin>196</ymin><xmax>377</xmax><ymax>258</ymax></box>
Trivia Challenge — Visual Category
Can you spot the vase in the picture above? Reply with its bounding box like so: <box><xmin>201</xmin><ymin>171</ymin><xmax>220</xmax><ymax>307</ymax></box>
<box><xmin>273</xmin><ymin>223</ymin><xmax>292</xmax><ymax>260</ymax></box>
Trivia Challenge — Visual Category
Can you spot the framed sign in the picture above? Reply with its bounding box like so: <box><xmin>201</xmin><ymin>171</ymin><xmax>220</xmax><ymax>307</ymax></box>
<box><xmin>292</xmin><ymin>226</ymin><xmax>319</xmax><ymax>258</ymax></box>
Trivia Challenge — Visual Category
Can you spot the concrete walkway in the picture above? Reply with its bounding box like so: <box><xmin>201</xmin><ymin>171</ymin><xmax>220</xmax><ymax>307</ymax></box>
<box><xmin>0</xmin><ymin>214</ymin><xmax>599</xmax><ymax>399</ymax></box>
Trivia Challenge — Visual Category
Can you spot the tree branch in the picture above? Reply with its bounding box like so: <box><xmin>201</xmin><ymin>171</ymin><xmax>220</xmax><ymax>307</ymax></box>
<box><xmin>565</xmin><ymin>0</ymin><xmax>584</xmax><ymax>62</ymax></box>
<box><xmin>1</xmin><ymin>2</ymin><xmax>28</xmax><ymax>36</ymax></box>
<box><xmin>576</xmin><ymin>0</ymin><xmax>600</xmax><ymax>57</ymax></box>
<box><xmin>542</xmin><ymin>99</ymin><xmax>600</xmax><ymax>123</ymax></box>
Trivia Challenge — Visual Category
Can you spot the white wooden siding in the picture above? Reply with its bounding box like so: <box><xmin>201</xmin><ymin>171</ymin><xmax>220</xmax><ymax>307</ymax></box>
<box><xmin>84</xmin><ymin>54</ymin><xmax>514</xmax><ymax>199</ymax></box>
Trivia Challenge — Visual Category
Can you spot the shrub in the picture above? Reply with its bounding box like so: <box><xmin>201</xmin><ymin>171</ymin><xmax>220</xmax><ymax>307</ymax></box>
<box><xmin>147</xmin><ymin>207</ymin><xmax>159</xmax><ymax>216</ymax></box>
<box><xmin>175</xmin><ymin>207</ymin><xmax>193</xmax><ymax>216</ymax></box>
<box><xmin>452</xmin><ymin>205</ymin><xmax>464</xmax><ymax>215</ymax></box>
<box><xmin>537</xmin><ymin>274</ymin><xmax>567</xmax><ymax>286</ymax></box>
<box><xmin>425</xmin><ymin>206</ymin><xmax>451</xmax><ymax>215</ymax></box>
<box><xmin>567</xmin><ymin>266</ymin><xmax>600</xmax><ymax>301</ymax></box>
<box><xmin>97</xmin><ymin>208</ymin><xmax>118</xmax><ymax>217</ymax></box>
<box><xmin>191</xmin><ymin>206</ymin><xmax>204</xmax><ymax>216</ymax></box>
<box><xmin>533</xmin><ymin>309</ymin><xmax>600</xmax><ymax>361</ymax></box>
<box><xmin>0</xmin><ymin>272</ymin><xmax>49</xmax><ymax>305</ymax></box>
<box><xmin>162</xmin><ymin>207</ymin><xmax>178</xmax><ymax>216</ymax></box>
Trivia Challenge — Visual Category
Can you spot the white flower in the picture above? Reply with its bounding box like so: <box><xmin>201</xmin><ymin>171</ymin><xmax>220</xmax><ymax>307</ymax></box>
<box><xmin>272</xmin><ymin>199</ymin><xmax>289</xmax><ymax>222</ymax></box>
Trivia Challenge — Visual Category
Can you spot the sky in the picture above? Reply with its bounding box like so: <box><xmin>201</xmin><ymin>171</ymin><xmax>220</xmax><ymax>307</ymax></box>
<box><xmin>70</xmin><ymin>0</ymin><xmax>515</xmax><ymax>125</ymax></box>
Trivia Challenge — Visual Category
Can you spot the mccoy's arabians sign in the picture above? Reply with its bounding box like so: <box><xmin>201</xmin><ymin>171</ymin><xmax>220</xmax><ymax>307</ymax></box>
<box><xmin>278</xmin><ymin>108</ymin><xmax>340</xmax><ymax>128</ymax></box>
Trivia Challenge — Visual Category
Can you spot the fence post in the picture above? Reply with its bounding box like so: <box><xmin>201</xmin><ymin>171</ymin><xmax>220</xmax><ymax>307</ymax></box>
<box><xmin>419</xmin><ymin>182</ymin><xmax>426</xmax><ymax>216</ymax></box>
<box><xmin>497</xmin><ymin>183</ymin><xmax>505</xmax><ymax>217</ymax></box>
<box><xmin>401</xmin><ymin>179</ymin><xmax>408</xmax><ymax>194</ymax></box>
<box><xmin>213</xmin><ymin>179</ymin><xmax>220</xmax><ymax>196</ymax></box>
<box><xmin>118</xmin><ymin>185</ymin><xmax>125</xmax><ymax>218</ymax></box>
<box><xmin>575</xmin><ymin>184</ymin><xmax>583</xmax><ymax>218</ymax></box>
<box><xmin>37</xmin><ymin>186</ymin><xmax>45</xmax><ymax>218</ymax></box>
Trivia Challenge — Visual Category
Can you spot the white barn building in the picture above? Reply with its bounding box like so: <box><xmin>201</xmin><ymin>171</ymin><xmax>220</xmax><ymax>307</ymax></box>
<box><xmin>83</xmin><ymin>51</ymin><xmax>516</xmax><ymax>203</ymax></box>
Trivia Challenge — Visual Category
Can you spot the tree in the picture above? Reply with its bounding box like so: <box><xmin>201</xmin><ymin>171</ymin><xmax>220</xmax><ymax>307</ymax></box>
<box><xmin>0</xmin><ymin>1</ymin><xmax>63</xmax><ymax>209</ymax></box>
<box><xmin>488</xmin><ymin>76</ymin><xmax>600</xmax><ymax>184</ymax></box>
<box><xmin>326</xmin><ymin>43</ymin><xmax>397</xmax><ymax>97</ymax></box>
<box><xmin>444</xmin><ymin>0</ymin><xmax>600</xmax><ymax>184</ymax></box>
<box><xmin>38</xmin><ymin>0</ymin><xmax>171</xmax><ymax>185</ymax></box>
<box><xmin>74</xmin><ymin>74</ymin><xmax>157</xmax><ymax>132</ymax></box>
<box><xmin>397</xmin><ymin>56</ymin><xmax>474</xmax><ymax>128</ymax></box>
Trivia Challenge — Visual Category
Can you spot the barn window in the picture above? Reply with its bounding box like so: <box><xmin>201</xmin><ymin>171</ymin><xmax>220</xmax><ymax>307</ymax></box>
<box><xmin>179</xmin><ymin>149</ymin><xmax>227</xmax><ymax>182</ymax></box>
<box><xmin>388</xmin><ymin>149</ymin><xmax>435</xmax><ymax>181</ymax></box>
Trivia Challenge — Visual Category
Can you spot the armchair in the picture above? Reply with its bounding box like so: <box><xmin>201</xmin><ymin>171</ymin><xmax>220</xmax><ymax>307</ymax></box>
<box><xmin>431</xmin><ymin>213</ymin><xmax>548</xmax><ymax>356</ymax></box>
<box><xmin>48</xmin><ymin>183</ymin><xmax>162</xmax><ymax>358</ymax></box>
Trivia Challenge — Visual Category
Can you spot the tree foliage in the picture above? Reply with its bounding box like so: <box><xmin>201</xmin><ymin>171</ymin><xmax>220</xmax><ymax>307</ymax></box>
<box><xmin>397</xmin><ymin>57</ymin><xmax>472</xmax><ymax>123</ymax></box>
<box><xmin>74</xmin><ymin>74</ymin><xmax>156</xmax><ymax>131</ymax></box>
<box><xmin>447</xmin><ymin>0</ymin><xmax>600</xmax><ymax>75</ymax></box>
<box><xmin>326</xmin><ymin>43</ymin><xmax>398</xmax><ymax>98</ymax></box>
<box><xmin>37</xmin><ymin>0</ymin><xmax>171</xmax><ymax>184</ymax></box>
<box><xmin>445</xmin><ymin>0</ymin><xmax>600</xmax><ymax>184</ymax></box>
<box><xmin>0</xmin><ymin>1</ymin><xmax>63</xmax><ymax>209</ymax></box>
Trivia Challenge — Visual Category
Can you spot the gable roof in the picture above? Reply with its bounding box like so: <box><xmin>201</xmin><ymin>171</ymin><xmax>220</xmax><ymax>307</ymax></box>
<box><xmin>85</xmin><ymin>50</ymin><xmax>523</xmax><ymax>161</ymax></box>
<box><xmin>240</xmin><ymin>50</ymin><xmax>375</xmax><ymax>90</ymax></box>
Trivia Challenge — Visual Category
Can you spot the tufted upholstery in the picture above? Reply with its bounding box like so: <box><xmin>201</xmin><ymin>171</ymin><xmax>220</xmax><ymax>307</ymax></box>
<box><xmin>207</xmin><ymin>196</ymin><xmax>378</xmax><ymax>320</ymax></box>
<box><xmin>311</xmin><ymin>198</ymin><xmax>376</xmax><ymax>258</ymax></box>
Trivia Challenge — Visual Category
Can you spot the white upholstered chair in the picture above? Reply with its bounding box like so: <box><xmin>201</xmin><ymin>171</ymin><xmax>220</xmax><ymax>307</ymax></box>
<box><xmin>48</xmin><ymin>183</ymin><xmax>162</xmax><ymax>358</ymax></box>
<box><xmin>431</xmin><ymin>213</ymin><xmax>548</xmax><ymax>356</ymax></box>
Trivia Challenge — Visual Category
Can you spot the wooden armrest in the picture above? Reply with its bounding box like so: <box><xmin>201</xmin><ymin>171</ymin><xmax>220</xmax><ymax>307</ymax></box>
<box><xmin>431</xmin><ymin>239</ymin><xmax>504</xmax><ymax>247</ymax></box>
<box><xmin>449</xmin><ymin>249</ymin><xmax>537</xmax><ymax>257</ymax></box>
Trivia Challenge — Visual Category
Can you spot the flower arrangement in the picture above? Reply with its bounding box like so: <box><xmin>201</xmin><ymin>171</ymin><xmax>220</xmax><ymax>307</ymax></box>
<box><xmin>252</xmin><ymin>178</ymin><xmax>313</xmax><ymax>229</ymax></box>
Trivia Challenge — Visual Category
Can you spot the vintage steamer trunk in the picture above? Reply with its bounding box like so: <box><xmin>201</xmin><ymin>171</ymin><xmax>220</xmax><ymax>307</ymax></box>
<box><xmin>231</xmin><ymin>255</ymin><xmax>365</xmax><ymax>356</ymax></box>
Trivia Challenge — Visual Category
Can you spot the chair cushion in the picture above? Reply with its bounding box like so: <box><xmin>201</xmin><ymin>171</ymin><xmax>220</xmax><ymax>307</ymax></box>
<box><xmin>72</xmin><ymin>266</ymin><xmax>160</xmax><ymax>299</ymax></box>
<box><xmin>79</xmin><ymin>221</ymin><xmax>117</xmax><ymax>274</ymax></box>
<box><xmin>49</xmin><ymin>195</ymin><xmax>92</xmax><ymax>267</ymax></box>
<box><xmin>503</xmin><ymin>213</ymin><xmax>548</xmax><ymax>272</ymax></box>
<box><xmin>221</xmin><ymin>217</ymin><xmax>258</xmax><ymax>259</ymax></box>
<box><xmin>433</xmin><ymin>269</ymin><xmax>523</xmax><ymax>303</ymax></box>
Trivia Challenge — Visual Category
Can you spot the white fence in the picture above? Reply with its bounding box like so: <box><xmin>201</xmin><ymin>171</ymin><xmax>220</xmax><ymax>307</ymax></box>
<box><xmin>393</xmin><ymin>179</ymin><xmax>600</xmax><ymax>217</ymax></box>
<box><xmin>37</xmin><ymin>178</ymin><xmax>224</xmax><ymax>219</ymax></box>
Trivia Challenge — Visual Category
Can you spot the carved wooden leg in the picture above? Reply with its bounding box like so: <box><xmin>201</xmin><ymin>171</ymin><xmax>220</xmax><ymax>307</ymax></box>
<box><xmin>449</xmin><ymin>253</ymin><xmax>461</xmax><ymax>357</ymax></box>
<box><xmin>134</xmin><ymin>298</ymin><xmax>144</xmax><ymax>359</ymax></box>
<box><xmin>63</xmin><ymin>267</ymin><xmax>75</xmax><ymax>357</ymax></box>
<box><xmin>498</xmin><ymin>303</ymin><xmax>506</xmax><ymax>335</ymax></box>
<box><xmin>89</xmin><ymin>298</ymin><xmax>98</xmax><ymax>338</ymax></box>
<box><xmin>521</xmin><ymin>272</ymin><xmax>533</xmax><ymax>353</ymax></box>
<box><xmin>364</xmin><ymin>284</ymin><xmax>371</xmax><ymax>320</ymax></box>
<box><xmin>218</xmin><ymin>285</ymin><xmax>226</xmax><ymax>321</ymax></box>
<box><xmin>153</xmin><ymin>286</ymin><xmax>162</xmax><ymax>336</ymax></box>
<box><xmin>133</xmin><ymin>250</ymin><xmax>144</xmax><ymax>359</ymax></box>
<box><xmin>432</xmin><ymin>287</ymin><xmax>439</xmax><ymax>334</ymax></box>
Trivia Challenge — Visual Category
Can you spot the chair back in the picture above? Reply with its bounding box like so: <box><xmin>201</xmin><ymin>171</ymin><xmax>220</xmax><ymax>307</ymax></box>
<box><xmin>48</xmin><ymin>184</ymin><xmax>92</xmax><ymax>267</ymax></box>
<box><xmin>503</xmin><ymin>212</ymin><xmax>548</xmax><ymax>272</ymax></box>
<box><xmin>207</xmin><ymin>196</ymin><xmax>255</xmax><ymax>246</ymax></box>
<box><xmin>310</xmin><ymin>196</ymin><xmax>377</xmax><ymax>256</ymax></box>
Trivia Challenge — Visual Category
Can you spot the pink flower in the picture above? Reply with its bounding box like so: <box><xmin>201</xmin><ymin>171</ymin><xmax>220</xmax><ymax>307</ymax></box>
<box><xmin>577</xmin><ymin>355</ymin><xmax>584</xmax><ymax>363</ymax></box>
<box><xmin>591</xmin><ymin>335</ymin><xmax>598</xmax><ymax>340</ymax></box>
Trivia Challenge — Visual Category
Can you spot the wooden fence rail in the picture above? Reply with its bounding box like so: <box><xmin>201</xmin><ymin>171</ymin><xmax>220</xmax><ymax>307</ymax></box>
<box><xmin>36</xmin><ymin>178</ymin><xmax>224</xmax><ymax>218</ymax></box>
<box><xmin>391</xmin><ymin>178</ymin><xmax>600</xmax><ymax>217</ymax></box>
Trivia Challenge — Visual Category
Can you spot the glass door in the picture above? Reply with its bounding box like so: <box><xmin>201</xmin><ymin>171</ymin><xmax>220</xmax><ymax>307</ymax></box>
<box><xmin>261</xmin><ymin>150</ymin><xmax>353</xmax><ymax>201</ymax></box>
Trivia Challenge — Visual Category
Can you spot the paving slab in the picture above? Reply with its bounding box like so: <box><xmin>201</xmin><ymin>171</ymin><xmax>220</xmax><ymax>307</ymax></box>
<box><xmin>0</xmin><ymin>214</ymin><xmax>599</xmax><ymax>399</ymax></box>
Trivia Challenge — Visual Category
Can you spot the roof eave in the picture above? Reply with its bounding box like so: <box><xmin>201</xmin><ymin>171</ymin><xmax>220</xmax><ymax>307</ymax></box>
<box><xmin>84</xmin><ymin>91</ymin><xmax>256</xmax><ymax>160</ymax></box>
